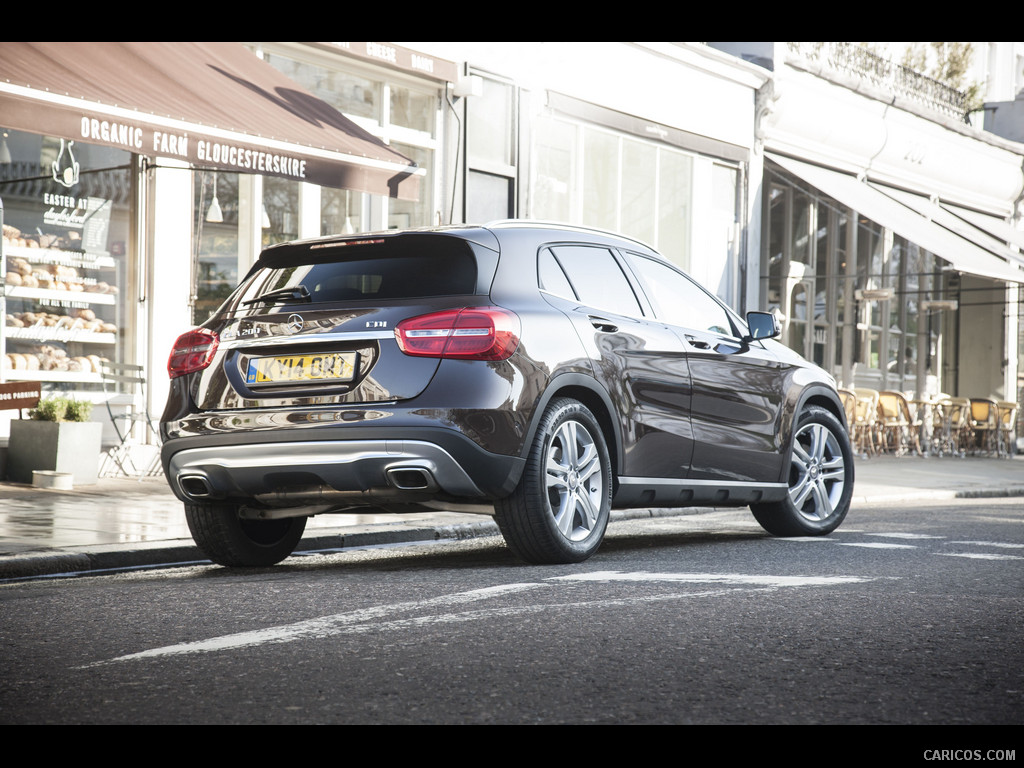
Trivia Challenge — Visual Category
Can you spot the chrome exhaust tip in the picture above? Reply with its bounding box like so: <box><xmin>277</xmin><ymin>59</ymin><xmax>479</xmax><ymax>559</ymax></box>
<box><xmin>178</xmin><ymin>474</ymin><xmax>215</xmax><ymax>499</ymax></box>
<box><xmin>386</xmin><ymin>467</ymin><xmax>438</xmax><ymax>492</ymax></box>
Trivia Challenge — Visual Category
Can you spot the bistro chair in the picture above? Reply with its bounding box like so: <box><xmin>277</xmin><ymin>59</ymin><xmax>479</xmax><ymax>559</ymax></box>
<box><xmin>876</xmin><ymin>390</ymin><xmax>918</xmax><ymax>455</ymax></box>
<box><xmin>851</xmin><ymin>388</ymin><xmax>881</xmax><ymax>457</ymax></box>
<box><xmin>968</xmin><ymin>398</ymin><xmax>1000</xmax><ymax>455</ymax></box>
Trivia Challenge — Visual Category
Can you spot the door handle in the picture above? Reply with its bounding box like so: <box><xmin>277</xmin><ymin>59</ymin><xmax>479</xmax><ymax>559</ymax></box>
<box><xmin>589</xmin><ymin>316</ymin><xmax>618</xmax><ymax>333</ymax></box>
<box><xmin>685</xmin><ymin>334</ymin><xmax>711</xmax><ymax>350</ymax></box>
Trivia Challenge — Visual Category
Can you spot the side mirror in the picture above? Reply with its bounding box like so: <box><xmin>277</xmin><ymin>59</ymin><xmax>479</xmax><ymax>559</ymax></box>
<box><xmin>744</xmin><ymin>311</ymin><xmax>780</xmax><ymax>343</ymax></box>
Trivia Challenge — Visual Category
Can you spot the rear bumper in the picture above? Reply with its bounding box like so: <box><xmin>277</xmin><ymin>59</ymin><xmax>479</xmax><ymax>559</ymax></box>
<box><xmin>162</xmin><ymin>427</ymin><xmax>524</xmax><ymax>508</ymax></box>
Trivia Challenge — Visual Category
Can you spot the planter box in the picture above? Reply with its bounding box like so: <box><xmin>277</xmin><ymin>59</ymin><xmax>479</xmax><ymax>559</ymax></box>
<box><xmin>6</xmin><ymin>420</ymin><xmax>103</xmax><ymax>486</ymax></box>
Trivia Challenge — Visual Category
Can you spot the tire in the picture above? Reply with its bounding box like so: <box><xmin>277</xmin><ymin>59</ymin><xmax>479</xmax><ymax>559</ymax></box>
<box><xmin>495</xmin><ymin>398</ymin><xmax>612</xmax><ymax>564</ymax></box>
<box><xmin>751</xmin><ymin>405</ymin><xmax>854</xmax><ymax>537</ymax></box>
<box><xmin>185</xmin><ymin>502</ymin><xmax>307</xmax><ymax>567</ymax></box>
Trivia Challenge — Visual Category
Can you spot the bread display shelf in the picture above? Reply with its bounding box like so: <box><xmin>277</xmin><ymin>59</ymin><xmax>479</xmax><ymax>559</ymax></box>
<box><xmin>4</xmin><ymin>286</ymin><xmax>116</xmax><ymax>305</ymax></box>
<box><xmin>3</xmin><ymin>370</ymin><xmax>102</xmax><ymax>383</ymax></box>
<box><xmin>5</xmin><ymin>327</ymin><xmax>115</xmax><ymax>345</ymax></box>
<box><xmin>4</xmin><ymin>244</ymin><xmax>116</xmax><ymax>270</ymax></box>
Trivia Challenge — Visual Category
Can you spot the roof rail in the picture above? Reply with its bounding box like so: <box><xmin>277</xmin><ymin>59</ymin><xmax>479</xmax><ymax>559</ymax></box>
<box><xmin>484</xmin><ymin>219</ymin><xmax>656</xmax><ymax>251</ymax></box>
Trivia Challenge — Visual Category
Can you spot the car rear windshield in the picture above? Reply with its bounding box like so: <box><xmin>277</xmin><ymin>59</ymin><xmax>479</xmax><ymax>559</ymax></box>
<box><xmin>233</xmin><ymin>236</ymin><xmax>480</xmax><ymax>307</ymax></box>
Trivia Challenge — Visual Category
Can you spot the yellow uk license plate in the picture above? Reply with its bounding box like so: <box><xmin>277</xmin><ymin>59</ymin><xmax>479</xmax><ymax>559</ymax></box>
<box><xmin>246</xmin><ymin>352</ymin><xmax>357</xmax><ymax>385</ymax></box>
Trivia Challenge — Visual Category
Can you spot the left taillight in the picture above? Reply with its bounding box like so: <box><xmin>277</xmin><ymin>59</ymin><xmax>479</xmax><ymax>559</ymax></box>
<box><xmin>167</xmin><ymin>328</ymin><xmax>219</xmax><ymax>379</ymax></box>
<box><xmin>395</xmin><ymin>307</ymin><xmax>520</xmax><ymax>361</ymax></box>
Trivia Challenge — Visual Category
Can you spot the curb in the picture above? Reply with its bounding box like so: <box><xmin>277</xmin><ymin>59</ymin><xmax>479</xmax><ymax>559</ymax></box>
<box><xmin>2</xmin><ymin>487</ymin><xmax>1022</xmax><ymax>581</ymax></box>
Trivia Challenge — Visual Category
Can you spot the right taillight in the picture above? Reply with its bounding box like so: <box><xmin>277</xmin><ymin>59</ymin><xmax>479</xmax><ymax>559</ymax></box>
<box><xmin>395</xmin><ymin>307</ymin><xmax>520</xmax><ymax>361</ymax></box>
<box><xmin>167</xmin><ymin>328</ymin><xmax>219</xmax><ymax>379</ymax></box>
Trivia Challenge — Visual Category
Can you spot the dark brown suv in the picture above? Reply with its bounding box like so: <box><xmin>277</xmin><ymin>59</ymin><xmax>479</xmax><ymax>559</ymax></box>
<box><xmin>161</xmin><ymin>222</ymin><xmax>853</xmax><ymax>566</ymax></box>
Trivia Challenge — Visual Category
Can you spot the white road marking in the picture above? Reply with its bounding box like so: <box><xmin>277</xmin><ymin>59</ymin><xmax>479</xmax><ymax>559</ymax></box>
<box><xmin>837</xmin><ymin>542</ymin><xmax>919</xmax><ymax>549</ymax></box>
<box><xmin>867</xmin><ymin>533</ymin><xmax>944</xmax><ymax>540</ymax></box>
<box><xmin>550</xmin><ymin>571</ymin><xmax>869</xmax><ymax>588</ymax></box>
<box><xmin>949</xmin><ymin>540</ymin><xmax>1024</xmax><ymax>549</ymax></box>
<box><xmin>936</xmin><ymin>553</ymin><xmax>1024</xmax><ymax>561</ymax></box>
<box><xmin>80</xmin><ymin>572</ymin><xmax>870</xmax><ymax>668</ymax></box>
<box><xmin>78</xmin><ymin>583</ymin><xmax>546</xmax><ymax>668</ymax></box>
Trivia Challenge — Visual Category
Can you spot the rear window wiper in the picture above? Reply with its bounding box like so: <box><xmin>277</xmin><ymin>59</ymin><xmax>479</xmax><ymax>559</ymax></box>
<box><xmin>242</xmin><ymin>285</ymin><xmax>312</xmax><ymax>305</ymax></box>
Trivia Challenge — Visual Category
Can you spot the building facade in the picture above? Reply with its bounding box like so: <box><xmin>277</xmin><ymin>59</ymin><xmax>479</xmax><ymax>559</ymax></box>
<box><xmin>3</xmin><ymin>41</ymin><xmax>1023</xmax><ymax>471</ymax></box>
<box><xmin>712</xmin><ymin>42</ymin><xmax>1024</xmax><ymax>405</ymax></box>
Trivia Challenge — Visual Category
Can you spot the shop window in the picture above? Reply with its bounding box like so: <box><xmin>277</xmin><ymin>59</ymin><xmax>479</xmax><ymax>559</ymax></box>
<box><xmin>321</xmin><ymin>188</ymin><xmax>364</xmax><ymax>236</ymax></box>
<box><xmin>532</xmin><ymin>116</ymin><xmax>698</xmax><ymax>279</ymax></box>
<box><xmin>790</xmin><ymin>282</ymin><xmax>810</xmax><ymax>360</ymax></box>
<box><xmin>262</xmin><ymin>177</ymin><xmax>299</xmax><ymax>248</ymax></box>
<box><xmin>389</xmin><ymin>142</ymin><xmax>433</xmax><ymax>230</ymax></box>
<box><xmin>263</xmin><ymin>51</ymin><xmax>380</xmax><ymax>122</ymax></box>
<box><xmin>658</xmin><ymin>152</ymin><xmax>693</xmax><ymax>272</ymax></box>
<box><xmin>582</xmin><ymin>127</ymin><xmax>618</xmax><ymax>229</ymax></box>
<box><xmin>259</xmin><ymin>45</ymin><xmax>438</xmax><ymax>233</ymax></box>
<box><xmin>467</xmin><ymin>77</ymin><xmax>515</xmax><ymax>170</ymax></box>
<box><xmin>791</xmin><ymin>189</ymin><xmax>812</xmax><ymax>266</ymax></box>
<box><xmin>621</xmin><ymin>138</ymin><xmax>657</xmax><ymax>246</ymax></box>
<box><xmin>466</xmin><ymin>170</ymin><xmax>512</xmax><ymax>224</ymax></box>
<box><xmin>467</xmin><ymin>75</ymin><xmax>517</xmax><ymax>222</ymax></box>
<box><xmin>192</xmin><ymin>171</ymin><xmax>239</xmax><ymax>326</ymax></box>
<box><xmin>533</xmin><ymin>116</ymin><xmax>575</xmax><ymax>223</ymax></box>
<box><xmin>1</xmin><ymin>130</ymin><xmax>131</xmax><ymax>393</ymax></box>
<box><xmin>390</xmin><ymin>85</ymin><xmax>435</xmax><ymax>134</ymax></box>
<box><xmin>765</xmin><ymin>183</ymin><xmax>787</xmax><ymax>314</ymax></box>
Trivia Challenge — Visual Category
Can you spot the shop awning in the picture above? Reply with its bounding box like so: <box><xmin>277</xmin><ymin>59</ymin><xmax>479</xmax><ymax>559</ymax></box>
<box><xmin>0</xmin><ymin>42</ymin><xmax>422</xmax><ymax>200</ymax></box>
<box><xmin>941</xmin><ymin>203</ymin><xmax>1024</xmax><ymax>254</ymax></box>
<box><xmin>767</xmin><ymin>153</ymin><xmax>1024</xmax><ymax>284</ymax></box>
<box><xmin>870</xmin><ymin>183</ymin><xmax>1024</xmax><ymax>269</ymax></box>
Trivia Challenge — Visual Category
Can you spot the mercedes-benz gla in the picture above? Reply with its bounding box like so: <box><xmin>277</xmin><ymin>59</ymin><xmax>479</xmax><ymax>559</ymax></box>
<box><xmin>161</xmin><ymin>222</ymin><xmax>854</xmax><ymax>566</ymax></box>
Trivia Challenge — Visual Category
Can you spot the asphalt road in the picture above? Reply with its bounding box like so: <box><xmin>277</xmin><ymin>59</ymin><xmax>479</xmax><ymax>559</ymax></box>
<box><xmin>1</xmin><ymin>496</ymin><xmax>1021</xmax><ymax>736</ymax></box>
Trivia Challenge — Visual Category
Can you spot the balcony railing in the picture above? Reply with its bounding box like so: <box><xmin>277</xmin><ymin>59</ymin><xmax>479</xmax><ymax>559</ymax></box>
<box><xmin>786</xmin><ymin>42</ymin><xmax>968</xmax><ymax>121</ymax></box>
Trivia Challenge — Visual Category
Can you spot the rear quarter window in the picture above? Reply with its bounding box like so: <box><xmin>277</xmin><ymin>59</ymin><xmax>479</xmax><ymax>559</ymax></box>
<box><xmin>542</xmin><ymin>245</ymin><xmax>644</xmax><ymax>318</ymax></box>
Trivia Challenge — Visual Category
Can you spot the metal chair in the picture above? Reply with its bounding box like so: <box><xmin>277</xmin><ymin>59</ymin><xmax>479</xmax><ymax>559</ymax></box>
<box><xmin>996</xmin><ymin>401</ymin><xmax>1018</xmax><ymax>457</ymax></box>
<box><xmin>932</xmin><ymin>397</ymin><xmax>970</xmax><ymax>457</ymax></box>
<box><xmin>98</xmin><ymin>361</ymin><xmax>163</xmax><ymax>479</ymax></box>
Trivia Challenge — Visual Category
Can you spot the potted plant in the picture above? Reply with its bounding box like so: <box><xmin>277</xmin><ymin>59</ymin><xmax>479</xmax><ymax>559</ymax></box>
<box><xmin>6</xmin><ymin>395</ymin><xmax>103</xmax><ymax>486</ymax></box>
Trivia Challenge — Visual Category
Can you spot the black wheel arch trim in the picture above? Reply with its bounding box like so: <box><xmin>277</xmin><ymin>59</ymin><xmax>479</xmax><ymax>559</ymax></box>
<box><xmin>519</xmin><ymin>373</ymin><xmax>624</xmax><ymax>475</ymax></box>
<box><xmin>777</xmin><ymin>384</ymin><xmax>850</xmax><ymax>484</ymax></box>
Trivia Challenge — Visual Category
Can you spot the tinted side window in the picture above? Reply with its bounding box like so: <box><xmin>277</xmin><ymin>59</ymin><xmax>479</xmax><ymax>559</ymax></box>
<box><xmin>627</xmin><ymin>253</ymin><xmax>734</xmax><ymax>336</ymax></box>
<box><xmin>538</xmin><ymin>249</ymin><xmax>577</xmax><ymax>300</ymax></box>
<box><xmin>548</xmin><ymin>245</ymin><xmax>643</xmax><ymax>317</ymax></box>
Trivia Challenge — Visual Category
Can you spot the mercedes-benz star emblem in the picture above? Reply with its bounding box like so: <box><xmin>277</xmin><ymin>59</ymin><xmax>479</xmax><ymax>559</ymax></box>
<box><xmin>287</xmin><ymin>314</ymin><xmax>304</xmax><ymax>333</ymax></box>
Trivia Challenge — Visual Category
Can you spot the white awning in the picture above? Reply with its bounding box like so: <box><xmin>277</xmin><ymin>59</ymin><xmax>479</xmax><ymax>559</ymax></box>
<box><xmin>940</xmin><ymin>203</ymin><xmax>1024</xmax><ymax>254</ymax></box>
<box><xmin>870</xmin><ymin>183</ymin><xmax>1024</xmax><ymax>269</ymax></box>
<box><xmin>767</xmin><ymin>153</ymin><xmax>1024</xmax><ymax>284</ymax></box>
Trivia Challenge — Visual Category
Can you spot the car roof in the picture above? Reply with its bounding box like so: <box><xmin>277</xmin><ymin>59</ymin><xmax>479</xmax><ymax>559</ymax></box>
<box><xmin>258</xmin><ymin>220</ymin><xmax>658</xmax><ymax>257</ymax></box>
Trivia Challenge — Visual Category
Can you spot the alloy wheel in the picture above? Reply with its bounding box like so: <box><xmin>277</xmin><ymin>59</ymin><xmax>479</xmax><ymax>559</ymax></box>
<box><xmin>788</xmin><ymin>421</ymin><xmax>848</xmax><ymax>522</ymax></box>
<box><xmin>545</xmin><ymin>420</ymin><xmax>604</xmax><ymax>541</ymax></box>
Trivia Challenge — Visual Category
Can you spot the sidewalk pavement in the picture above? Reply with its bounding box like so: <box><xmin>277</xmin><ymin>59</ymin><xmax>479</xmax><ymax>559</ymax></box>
<box><xmin>2</xmin><ymin>454</ymin><xmax>1023</xmax><ymax>580</ymax></box>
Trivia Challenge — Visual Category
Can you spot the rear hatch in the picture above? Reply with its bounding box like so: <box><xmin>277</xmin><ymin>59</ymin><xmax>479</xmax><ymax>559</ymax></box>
<box><xmin>191</xmin><ymin>231</ymin><xmax>499</xmax><ymax>411</ymax></box>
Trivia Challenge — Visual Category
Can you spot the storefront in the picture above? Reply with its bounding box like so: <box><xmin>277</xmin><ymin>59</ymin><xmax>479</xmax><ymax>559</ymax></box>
<box><xmin>757</xmin><ymin>48</ymin><xmax>1024</xmax><ymax>403</ymax></box>
<box><xmin>414</xmin><ymin>41</ymin><xmax>769</xmax><ymax>314</ymax></box>
<box><xmin>1</xmin><ymin>42</ymin><xmax>455</xmax><ymax>459</ymax></box>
